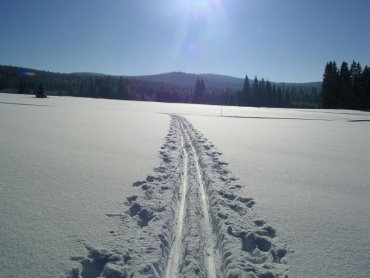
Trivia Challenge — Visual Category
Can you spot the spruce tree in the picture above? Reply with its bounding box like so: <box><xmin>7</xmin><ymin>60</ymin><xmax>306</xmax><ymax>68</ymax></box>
<box><xmin>36</xmin><ymin>84</ymin><xmax>47</xmax><ymax>98</ymax></box>
<box><xmin>360</xmin><ymin>66</ymin><xmax>370</xmax><ymax>109</ymax></box>
<box><xmin>18</xmin><ymin>81</ymin><xmax>28</xmax><ymax>94</ymax></box>
<box><xmin>252</xmin><ymin>76</ymin><xmax>259</xmax><ymax>106</ymax></box>
<box><xmin>260</xmin><ymin>78</ymin><xmax>266</xmax><ymax>105</ymax></box>
<box><xmin>242</xmin><ymin>74</ymin><xmax>250</xmax><ymax>106</ymax></box>
<box><xmin>118</xmin><ymin>77</ymin><xmax>129</xmax><ymax>100</ymax></box>
<box><xmin>265</xmin><ymin>80</ymin><xmax>272</xmax><ymax>107</ymax></box>
<box><xmin>322</xmin><ymin>61</ymin><xmax>339</xmax><ymax>108</ymax></box>
<box><xmin>350</xmin><ymin>61</ymin><xmax>362</xmax><ymax>108</ymax></box>
<box><xmin>193</xmin><ymin>77</ymin><xmax>205</xmax><ymax>104</ymax></box>
<box><xmin>339</xmin><ymin>61</ymin><xmax>352</xmax><ymax>108</ymax></box>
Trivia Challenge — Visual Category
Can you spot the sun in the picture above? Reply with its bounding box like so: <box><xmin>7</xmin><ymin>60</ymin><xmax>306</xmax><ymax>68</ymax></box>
<box><xmin>186</xmin><ymin>0</ymin><xmax>223</xmax><ymax>16</ymax></box>
<box><xmin>167</xmin><ymin>0</ymin><xmax>227</xmax><ymax>70</ymax></box>
<box><xmin>175</xmin><ymin>0</ymin><xmax>223</xmax><ymax>17</ymax></box>
<box><xmin>191</xmin><ymin>0</ymin><xmax>210</xmax><ymax>11</ymax></box>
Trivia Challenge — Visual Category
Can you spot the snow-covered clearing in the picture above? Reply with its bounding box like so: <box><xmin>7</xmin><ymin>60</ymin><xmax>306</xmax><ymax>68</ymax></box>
<box><xmin>1</xmin><ymin>94</ymin><xmax>370</xmax><ymax>277</ymax></box>
<box><xmin>186</xmin><ymin>107</ymin><xmax>370</xmax><ymax>278</ymax></box>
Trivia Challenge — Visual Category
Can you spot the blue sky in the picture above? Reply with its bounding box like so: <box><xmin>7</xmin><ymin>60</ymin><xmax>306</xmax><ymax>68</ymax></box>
<box><xmin>0</xmin><ymin>0</ymin><xmax>369</xmax><ymax>82</ymax></box>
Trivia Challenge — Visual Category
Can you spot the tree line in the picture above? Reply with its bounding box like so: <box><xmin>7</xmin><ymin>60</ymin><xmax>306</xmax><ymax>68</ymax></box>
<box><xmin>322</xmin><ymin>61</ymin><xmax>370</xmax><ymax>109</ymax></box>
<box><xmin>0</xmin><ymin>65</ymin><xmax>231</xmax><ymax>104</ymax></box>
<box><xmin>230</xmin><ymin>75</ymin><xmax>320</xmax><ymax>108</ymax></box>
<box><xmin>0</xmin><ymin>65</ymin><xmax>321</xmax><ymax>108</ymax></box>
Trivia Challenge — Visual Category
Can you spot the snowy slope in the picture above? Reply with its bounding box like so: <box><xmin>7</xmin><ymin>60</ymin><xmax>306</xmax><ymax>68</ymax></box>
<box><xmin>1</xmin><ymin>94</ymin><xmax>369</xmax><ymax>277</ymax></box>
<box><xmin>0</xmin><ymin>94</ymin><xmax>170</xmax><ymax>277</ymax></box>
<box><xmin>68</xmin><ymin>115</ymin><xmax>288</xmax><ymax>277</ymax></box>
<box><xmin>186</xmin><ymin>107</ymin><xmax>370</xmax><ymax>278</ymax></box>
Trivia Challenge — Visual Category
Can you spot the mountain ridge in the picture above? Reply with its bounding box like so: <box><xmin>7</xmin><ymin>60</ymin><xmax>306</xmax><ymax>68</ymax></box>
<box><xmin>1</xmin><ymin>64</ymin><xmax>321</xmax><ymax>91</ymax></box>
<box><xmin>111</xmin><ymin>71</ymin><xmax>321</xmax><ymax>91</ymax></box>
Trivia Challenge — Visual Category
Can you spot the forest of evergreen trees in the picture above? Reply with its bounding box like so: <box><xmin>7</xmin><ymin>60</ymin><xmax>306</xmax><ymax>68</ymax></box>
<box><xmin>231</xmin><ymin>75</ymin><xmax>321</xmax><ymax>108</ymax></box>
<box><xmin>322</xmin><ymin>61</ymin><xmax>370</xmax><ymax>109</ymax></box>
<box><xmin>0</xmin><ymin>65</ymin><xmax>230</xmax><ymax>105</ymax></box>
<box><xmin>0</xmin><ymin>65</ymin><xmax>321</xmax><ymax>108</ymax></box>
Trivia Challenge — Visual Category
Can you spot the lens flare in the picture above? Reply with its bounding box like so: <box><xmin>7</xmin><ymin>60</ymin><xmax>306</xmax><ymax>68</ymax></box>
<box><xmin>168</xmin><ymin>0</ymin><xmax>227</xmax><ymax>71</ymax></box>
<box><xmin>191</xmin><ymin>0</ymin><xmax>209</xmax><ymax>16</ymax></box>
<box><xmin>21</xmin><ymin>71</ymin><xmax>36</xmax><ymax>77</ymax></box>
<box><xmin>186</xmin><ymin>0</ymin><xmax>224</xmax><ymax>19</ymax></box>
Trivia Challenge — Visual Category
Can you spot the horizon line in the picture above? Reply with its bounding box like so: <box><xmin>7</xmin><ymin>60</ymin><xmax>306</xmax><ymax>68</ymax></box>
<box><xmin>0</xmin><ymin>63</ymin><xmax>322</xmax><ymax>84</ymax></box>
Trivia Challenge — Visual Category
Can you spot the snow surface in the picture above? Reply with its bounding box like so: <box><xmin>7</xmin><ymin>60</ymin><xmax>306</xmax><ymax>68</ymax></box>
<box><xmin>186</xmin><ymin>106</ymin><xmax>370</xmax><ymax>278</ymax></box>
<box><xmin>0</xmin><ymin>94</ymin><xmax>370</xmax><ymax>277</ymax></box>
<box><xmin>0</xmin><ymin>94</ymin><xmax>170</xmax><ymax>277</ymax></box>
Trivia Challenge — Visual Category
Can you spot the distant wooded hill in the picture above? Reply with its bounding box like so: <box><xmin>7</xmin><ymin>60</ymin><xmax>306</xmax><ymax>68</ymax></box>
<box><xmin>0</xmin><ymin>65</ymin><xmax>321</xmax><ymax>107</ymax></box>
<box><xmin>128</xmin><ymin>71</ymin><xmax>321</xmax><ymax>92</ymax></box>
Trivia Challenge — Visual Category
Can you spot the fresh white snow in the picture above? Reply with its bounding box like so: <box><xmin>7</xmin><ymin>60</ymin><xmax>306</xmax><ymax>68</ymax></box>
<box><xmin>0</xmin><ymin>94</ymin><xmax>169</xmax><ymax>277</ymax></box>
<box><xmin>186</xmin><ymin>106</ymin><xmax>370</xmax><ymax>278</ymax></box>
<box><xmin>1</xmin><ymin>94</ymin><xmax>370</xmax><ymax>277</ymax></box>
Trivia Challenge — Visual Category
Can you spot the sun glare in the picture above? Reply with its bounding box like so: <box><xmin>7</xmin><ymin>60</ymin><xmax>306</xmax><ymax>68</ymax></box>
<box><xmin>185</xmin><ymin>0</ymin><xmax>223</xmax><ymax>18</ymax></box>
<box><xmin>168</xmin><ymin>0</ymin><xmax>227</xmax><ymax>72</ymax></box>
<box><xmin>190</xmin><ymin>0</ymin><xmax>210</xmax><ymax>15</ymax></box>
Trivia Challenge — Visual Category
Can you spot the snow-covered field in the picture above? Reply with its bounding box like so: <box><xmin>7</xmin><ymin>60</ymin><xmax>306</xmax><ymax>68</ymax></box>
<box><xmin>1</xmin><ymin>94</ymin><xmax>369</xmax><ymax>277</ymax></box>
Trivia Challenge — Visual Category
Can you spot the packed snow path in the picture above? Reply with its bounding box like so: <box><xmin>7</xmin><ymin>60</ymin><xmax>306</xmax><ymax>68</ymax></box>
<box><xmin>165</xmin><ymin>117</ymin><xmax>219</xmax><ymax>278</ymax></box>
<box><xmin>69</xmin><ymin>115</ymin><xmax>289</xmax><ymax>278</ymax></box>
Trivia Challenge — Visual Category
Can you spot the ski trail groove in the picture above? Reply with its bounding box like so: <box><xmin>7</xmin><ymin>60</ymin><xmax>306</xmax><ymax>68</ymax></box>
<box><xmin>69</xmin><ymin>114</ymin><xmax>289</xmax><ymax>278</ymax></box>
<box><xmin>165</xmin><ymin>134</ymin><xmax>188</xmax><ymax>278</ymax></box>
<box><xmin>178</xmin><ymin>117</ymin><xmax>219</xmax><ymax>278</ymax></box>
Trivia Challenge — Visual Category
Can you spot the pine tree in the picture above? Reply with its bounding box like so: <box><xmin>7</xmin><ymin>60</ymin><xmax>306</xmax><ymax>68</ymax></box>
<box><xmin>265</xmin><ymin>80</ymin><xmax>272</xmax><ymax>107</ymax></box>
<box><xmin>118</xmin><ymin>77</ymin><xmax>129</xmax><ymax>100</ymax></box>
<box><xmin>242</xmin><ymin>74</ymin><xmax>250</xmax><ymax>106</ymax></box>
<box><xmin>339</xmin><ymin>61</ymin><xmax>352</xmax><ymax>108</ymax></box>
<box><xmin>18</xmin><ymin>81</ymin><xmax>28</xmax><ymax>94</ymax></box>
<box><xmin>271</xmin><ymin>84</ymin><xmax>277</xmax><ymax>107</ymax></box>
<box><xmin>252</xmin><ymin>76</ymin><xmax>259</xmax><ymax>106</ymax></box>
<box><xmin>260</xmin><ymin>78</ymin><xmax>266</xmax><ymax>105</ymax></box>
<box><xmin>350</xmin><ymin>61</ymin><xmax>362</xmax><ymax>108</ymax></box>
<box><xmin>360</xmin><ymin>66</ymin><xmax>370</xmax><ymax>109</ymax></box>
<box><xmin>193</xmin><ymin>77</ymin><xmax>205</xmax><ymax>104</ymax></box>
<box><xmin>322</xmin><ymin>61</ymin><xmax>340</xmax><ymax>108</ymax></box>
<box><xmin>36</xmin><ymin>83</ymin><xmax>47</xmax><ymax>98</ymax></box>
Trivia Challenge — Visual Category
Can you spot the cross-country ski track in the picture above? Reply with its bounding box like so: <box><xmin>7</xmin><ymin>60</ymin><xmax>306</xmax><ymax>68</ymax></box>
<box><xmin>69</xmin><ymin>114</ymin><xmax>289</xmax><ymax>278</ymax></box>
